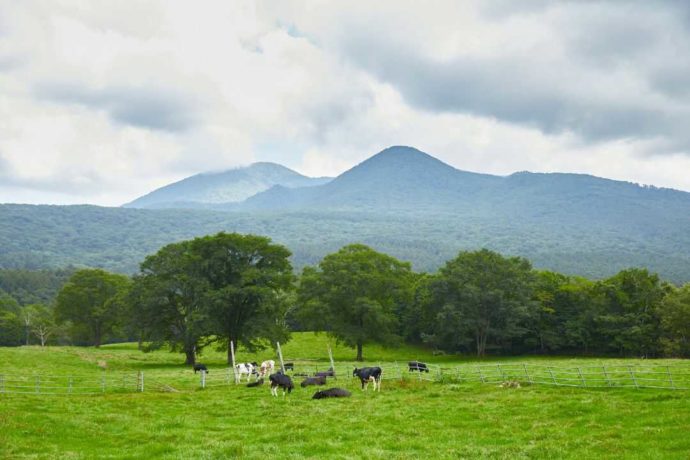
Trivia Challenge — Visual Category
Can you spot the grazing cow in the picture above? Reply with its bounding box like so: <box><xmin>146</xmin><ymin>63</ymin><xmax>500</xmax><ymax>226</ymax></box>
<box><xmin>312</xmin><ymin>388</ymin><xmax>351</xmax><ymax>399</ymax></box>
<box><xmin>236</xmin><ymin>362</ymin><xmax>259</xmax><ymax>382</ymax></box>
<box><xmin>247</xmin><ymin>378</ymin><xmax>264</xmax><ymax>388</ymax></box>
<box><xmin>259</xmin><ymin>360</ymin><xmax>275</xmax><ymax>378</ymax></box>
<box><xmin>269</xmin><ymin>373</ymin><xmax>294</xmax><ymax>396</ymax></box>
<box><xmin>408</xmin><ymin>361</ymin><xmax>430</xmax><ymax>373</ymax></box>
<box><xmin>353</xmin><ymin>367</ymin><xmax>382</xmax><ymax>391</ymax></box>
<box><xmin>300</xmin><ymin>376</ymin><xmax>327</xmax><ymax>387</ymax></box>
<box><xmin>193</xmin><ymin>363</ymin><xmax>208</xmax><ymax>374</ymax></box>
<box><xmin>283</xmin><ymin>362</ymin><xmax>294</xmax><ymax>371</ymax></box>
<box><xmin>314</xmin><ymin>368</ymin><xmax>335</xmax><ymax>378</ymax></box>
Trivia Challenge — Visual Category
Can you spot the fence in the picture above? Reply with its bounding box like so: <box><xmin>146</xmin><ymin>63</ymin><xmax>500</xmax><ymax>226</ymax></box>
<box><xmin>0</xmin><ymin>371</ymin><xmax>142</xmax><ymax>395</ymax></box>
<box><xmin>2</xmin><ymin>362</ymin><xmax>688</xmax><ymax>395</ymax></box>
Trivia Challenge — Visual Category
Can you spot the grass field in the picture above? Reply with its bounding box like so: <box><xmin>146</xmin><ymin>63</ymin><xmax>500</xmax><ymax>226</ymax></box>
<box><xmin>1</xmin><ymin>333</ymin><xmax>689</xmax><ymax>459</ymax></box>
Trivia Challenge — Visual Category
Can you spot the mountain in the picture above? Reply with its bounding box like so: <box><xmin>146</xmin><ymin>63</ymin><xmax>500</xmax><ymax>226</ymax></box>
<box><xmin>124</xmin><ymin>162</ymin><xmax>331</xmax><ymax>209</ymax></box>
<box><xmin>2</xmin><ymin>146</ymin><xmax>690</xmax><ymax>283</ymax></box>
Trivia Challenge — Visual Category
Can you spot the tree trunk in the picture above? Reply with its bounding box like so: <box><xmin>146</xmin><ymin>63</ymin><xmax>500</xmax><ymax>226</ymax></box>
<box><xmin>356</xmin><ymin>342</ymin><xmax>363</xmax><ymax>361</ymax></box>
<box><xmin>184</xmin><ymin>347</ymin><xmax>196</xmax><ymax>365</ymax></box>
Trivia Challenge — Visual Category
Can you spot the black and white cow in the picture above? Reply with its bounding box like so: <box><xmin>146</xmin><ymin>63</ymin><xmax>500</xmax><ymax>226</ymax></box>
<box><xmin>193</xmin><ymin>363</ymin><xmax>208</xmax><ymax>374</ymax></box>
<box><xmin>353</xmin><ymin>367</ymin><xmax>382</xmax><ymax>391</ymax></box>
<box><xmin>236</xmin><ymin>362</ymin><xmax>259</xmax><ymax>382</ymax></box>
<box><xmin>300</xmin><ymin>376</ymin><xmax>327</xmax><ymax>387</ymax></box>
<box><xmin>312</xmin><ymin>388</ymin><xmax>351</xmax><ymax>399</ymax></box>
<box><xmin>283</xmin><ymin>362</ymin><xmax>295</xmax><ymax>371</ymax></box>
<box><xmin>408</xmin><ymin>361</ymin><xmax>430</xmax><ymax>373</ymax></box>
<box><xmin>269</xmin><ymin>373</ymin><xmax>294</xmax><ymax>396</ymax></box>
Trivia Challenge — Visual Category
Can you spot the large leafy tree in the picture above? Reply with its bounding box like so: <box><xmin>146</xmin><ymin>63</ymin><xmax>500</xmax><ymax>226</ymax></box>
<box><xmin>191</xmin><ymin>232</ymin><xmax>294</xmax><ymax>364</ymax></box>
<box><xmin>132</xmin><ymin>241</ymin><xmax>211</xmax><ymax>365</ymax></box>
<box><xmin>430</xmin><ymin>249</ymin><xmax>535</xmax><ymax>356</ymax></box>
<box><xmin>298</xmin><ymin>244</ymin><xmax>414</xmax><ymax>361</ymax></box>
<box><xmin>54</xmin><ymin>269</ymin><xmax>131</xmax><ymax>347</ymax></box>
<box><xmin>0</xmin><ymin>290</ymin><xmax>22</xmax><ymax>346</ymax></box>
<box><xmin>657</xmin><ymin>283</ymin><xmax>690</xmax><ymax>357</ymax></box>
<box><xmin>133</xmin><ymin>232</ymin><xmax>294</xmax><ymax>365</ymax></box>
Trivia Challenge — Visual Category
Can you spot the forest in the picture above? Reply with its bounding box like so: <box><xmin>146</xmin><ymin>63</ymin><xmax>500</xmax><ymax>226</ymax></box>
<box><xmin>1</xmin><ymin>231</ymin><xmax>688</xmax><ymax>360</ymax></box>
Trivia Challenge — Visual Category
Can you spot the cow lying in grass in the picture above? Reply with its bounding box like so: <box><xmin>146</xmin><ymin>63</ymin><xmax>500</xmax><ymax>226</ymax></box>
<box><xmin>408</xmin><ymin>361</ymin><xmax>429</xmax><ymax>373</ymax></box>
<box><xmin>353</xmin><ymin>367</ymin><xmax>382</xmax><ymax>391</ymax></box>
<box><xmin>247</xmin><ymin>378</ymin><xmax>264</xmax><ymax>388</ymax></box>
<box><xmin>312</xmin><ymin>388</ymin><xmax>351</xmax><ymax>399</ymax></box>
<box><xmin>314</xmin><ymin>368</ymin><xmax>335</xmax><ymax>378</ymax></box>
<box><xmin>269</xmin><ymin>373</ymin><xmax>294</xmax><ymax>396</ymax></box>
<box><xmin>300</xmin><ymin>376</ymin><xmax>327</xmax><ymax>387</ymax></box>
<box><xmin>193</xmin><ymin>363</ymin><xmax>208</xmax><ymax>374</ymax></box>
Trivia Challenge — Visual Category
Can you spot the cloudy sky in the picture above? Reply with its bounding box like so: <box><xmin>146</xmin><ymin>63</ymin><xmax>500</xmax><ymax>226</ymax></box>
<box><xmin>2</xmin><ymin>0</ymin><xmax>690</xmax><ymax>206</ymax></box>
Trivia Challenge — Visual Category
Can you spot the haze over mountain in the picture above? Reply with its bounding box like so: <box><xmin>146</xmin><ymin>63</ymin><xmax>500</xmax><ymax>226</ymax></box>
<box><xmin>2</xmin><ymin>146</ymin><xmax>690</xmax><ymax>283</ymax></box>
<box><xmin>124</xmin><ymin>162</ymin><xmax>331</xmax><ymax>209</ymax></box>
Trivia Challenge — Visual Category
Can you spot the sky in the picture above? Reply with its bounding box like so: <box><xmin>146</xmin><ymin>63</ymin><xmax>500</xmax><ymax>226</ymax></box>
<box><xmin>2</xmin><ymin>0</ymin><xmax>690</xmax><ymax>206</ymax></box>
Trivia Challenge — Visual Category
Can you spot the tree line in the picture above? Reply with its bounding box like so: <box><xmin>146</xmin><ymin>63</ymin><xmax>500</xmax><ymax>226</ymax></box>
<box><xmin>1</xmin><ymin>232</ymin><xmax>689</xmax><ymax>361</ymax></box>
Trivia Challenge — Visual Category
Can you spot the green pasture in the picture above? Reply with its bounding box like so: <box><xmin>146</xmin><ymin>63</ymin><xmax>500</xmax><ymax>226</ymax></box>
<box><xmin>1</xmin><ymin>333</ymin><xmax>689</xmax><ymax>459</ymax></box>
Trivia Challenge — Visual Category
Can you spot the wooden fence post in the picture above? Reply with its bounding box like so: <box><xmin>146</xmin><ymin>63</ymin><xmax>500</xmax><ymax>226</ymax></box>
<box><xmin>276</xmin><ymin>342</ymin><xmax>286</xmax><ymax>374</ymax></box>
<box><xmin>328</xmin><ymin>344</ymin><xmax>336</xmax><ymax>379</ymax></box>
<box><xmin>497</xmin><ymin>364</ymin><xmax>505</xmax><ymax>381</ymax></box>
<box><xmin>577</xmin><ymin>367</ymin><xmax>586</xmax><ymax>387</ymax></box>
<box><xmin>201</xmin><ymin>370</ymin><xmax>206</xmax><ymax>389</ymax></box>
<box><xmin>603</xmin><ymin>366</ymin><xmax>611</xmax><ymax>387</ymax></box>
<box><xmin>138</xmin><ymin>371</ymin><xmax>144</xmax><ymax>392</ymax></box>
<box><xmin>548</xmin><ymin>367</ymin><xmax>557</xmax><ymax>385</ymax></box>
<box><xmin>230</xmin><ymin>341</ymin><xmax>238</xmax><ymax>384</ymax></box>
<box><xmin>628</xmin><ymin>366</ymin><xmax>638</xmax><ymax>389</ymax></box>
<box><xmin>667</xmin><ymin>366</ymin><xmax>675</xmax><ymax>390</ymax></box>
<box><xmin>477</xmin><ymin>366</ymin><xmax>485</xmax><ymax>383</ymax></box>
<box><xmin>523</xmin><ymin>364</ymin><xmax>532</xmax><ymax>384</ymax></box>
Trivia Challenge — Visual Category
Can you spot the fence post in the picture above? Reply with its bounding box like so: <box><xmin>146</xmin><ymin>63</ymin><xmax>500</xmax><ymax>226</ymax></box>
<box><xmin>138</xmin><ymin>371</ymin><xmax>144</xmax><ymax>392</ymax></box>
<box><xmin>101</xmin><ymin>374</ymin><xmax>106</xmax><ymax>393</ymax></box>
<box><xmin>667</xmin><ymin>366</ymin><xmax>675</xmax><ymax>390</ymax></box>
<box><xmin>35</xmin><ymin>376</ymin><xmax>40</xmax><ymax>394</ymax></box>
<box><xmin>231</xmin><ymin>340</ymin><xmax>238</xmax><ymax>384</ymax></box>
<box><xmin>628</xmin><ymin>366</ymin><xmax>638</xmax><ymax>389</ymax></box>
<box><xmin>477</xmin><ymin>366</ymin><xmax>485</xmax><ymax>383</ymax></box>
<box><xmin>328</xmin><ymin>344</ymin><xmax>336</xmax><ymax>379</ymax></box>
<box><xmin>201</xmin><ymin>370</ymin><xmax>206</xmax><ymax>389</ymax></box>
<box><xmin>577</xmin><ymin>367</ymin><xmax>586</xmax><ymax>387</ymax></box>
<box><xmin>548</xmin><ymin>367</ymin><xmax>557</xmax><ymax>385</ymax></box>
<box><xmin>497</xmin><ymin>364</ymin><xmax>505</xmax><ymax>381</ymax></box>
<box><xmin>69</xmin><ymin>376</ymin><xmax>73</xmax><ymax>394</ymax></box>
<box><xmin>456</xmin><ymin>367</ymin><xmax>462</xmax><ymax>383</ymax></box>
<box><xmin>603</xmin><ymin>366</ymin><xmax>611</xmax><ymax>387</ymax></box>
<box><xmin>522</xmin><ymin>364</ymin><xmax>532</xmax><ymax>384</ymax></box>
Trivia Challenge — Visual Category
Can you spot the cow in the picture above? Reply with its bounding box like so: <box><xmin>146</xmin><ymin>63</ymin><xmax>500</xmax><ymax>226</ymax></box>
<box><xmin>193</xmin><ymin>363</ymin><xmax>208</xmax><ymax>374</ymax></box>
<box><xmin>353</xmin><ymin>367</ymin><xmax>382</xmax><ymax>391</ymax></box>
<box><xmin>312</xmin><ymin>388</ymin><xmax>351</xmax><ymax>399</ymax></box>
<box><xmin>269</xmin><ymin>373</ymin><xmax>294</xmax><ymax>396</ymax></box>
<box><xmin>247</xmin><ymin>378</ymin><xmax>264</xmax><ymax>388</ymax></box>
<box><xmin>408</xmin><ymin>361</ymin><xmax>430</xmax><ymax>373</ymax></box>
<box><xmin>314</xmin><ymin>368</ymin><xmax>335</xmax><ymax>378</ymax></box>
<box><xmin>236</xmin><ymin>362</ymin><xmax>259</xmax><ymax>382</ymax></box>
<box><xmin>283</xmin><ymin>362</ymin><xmax>294</xmax><ymax>371</ymax></box>
<box><xmin>259</xmin><ymin>360</ymin><xmax>275</xmax><ymax>378</ymax></box>
<box><xmin>300</xmin><ymin>376</ymin><xmax>327</xmax><ymax>387</ymax></box>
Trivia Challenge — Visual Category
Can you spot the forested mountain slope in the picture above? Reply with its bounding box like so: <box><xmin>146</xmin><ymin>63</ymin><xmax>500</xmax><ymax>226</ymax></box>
<box><xmin>2</xmin><ymin>146</ymin><xmax>690</xmax><ymax>283</ymax></box>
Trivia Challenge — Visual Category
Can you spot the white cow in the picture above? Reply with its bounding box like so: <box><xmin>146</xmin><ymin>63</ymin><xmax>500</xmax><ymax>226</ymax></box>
<box><xmin>236</xmin><ymin>362</ymin><xmax>258</xmax><ymax>382</ymax></box>
<box><xmin>259</xmin><ymin>360</ymin><xmax>275</xmax><ymax>378</ymax></box>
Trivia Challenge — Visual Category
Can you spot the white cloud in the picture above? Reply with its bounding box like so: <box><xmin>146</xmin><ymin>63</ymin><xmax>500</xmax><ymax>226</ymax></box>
<box><xmin>1</xmin><ymin>0</ymin><xmax>690</xmax><ymax>206</ymax></box>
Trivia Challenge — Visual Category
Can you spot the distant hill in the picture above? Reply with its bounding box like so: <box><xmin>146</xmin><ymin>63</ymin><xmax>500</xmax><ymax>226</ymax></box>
<box><xmin>2</xmin><ymin>146</ymin><xmax>690</xmax><ymax>283</ymax></box>
<box><xmin>124</xmin><ymin>162</ymin><xmax>331</xmax><ymax>209</ymax></box>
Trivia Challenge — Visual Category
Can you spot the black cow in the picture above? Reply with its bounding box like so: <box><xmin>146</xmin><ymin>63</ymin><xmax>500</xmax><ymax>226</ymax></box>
<box><xmin>193</xmin><ymin>363</ymin><xmax>208</xmax><ymax>374</ymax></box>
<box><xmin>283</xmin><ymin>362</ymin><xmax>294</xmax><ymax>371</ymax></box>
<box><xmin>408</xmin><ymin>361</ymin><xmax>430</xmax><ymax>373</ymax></box>
<box><xmin>312</xmin><ymin>388</ymin><xmax>351</xmax><ymax>399</ymax></box>
<box><xmin>247</xmin><ymin>378</ymin><xmax>264</xmax><ymax>388</ymax></box>
<box><xmin>300</xmin><ymin>376</ymin><xmax>327</xmax><ymax>387</ymax></box>
<box><xmin>269</xmin><ymin>373</ymin><xmax>294</xmax><ymax>396</ymax></box>
<box><xmin>353</xmin><ymin>367</ymin><xmax>382</xmax><ymax>391</ymax></box>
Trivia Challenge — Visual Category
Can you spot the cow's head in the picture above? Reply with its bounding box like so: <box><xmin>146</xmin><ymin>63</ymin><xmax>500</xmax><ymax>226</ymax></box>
<box><xmin>352</xmin><ymin>368</ymin><xmax>359</xmax><ymax>377</ymax></box>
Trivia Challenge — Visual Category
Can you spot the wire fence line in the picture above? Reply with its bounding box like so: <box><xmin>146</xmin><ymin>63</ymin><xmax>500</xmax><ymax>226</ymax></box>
<box><xmin>2</xmin><ymin>362</ymin><xmax>689</xmax><ymax>395</ymax></box>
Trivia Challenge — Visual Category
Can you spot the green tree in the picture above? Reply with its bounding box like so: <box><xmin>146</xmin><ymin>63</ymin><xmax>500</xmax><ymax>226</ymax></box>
<box><xmin>0</xmin><ymin>290</ymin><xmax>22</xmax><ymax>346</ymax></box>
<box><xmin>658</xmin><ymin>283</ymin><xmax>690</xmax><ymax>357</ymax></box>
<box><xmin>190</xmin><ymin>232</ymin><xmax>294</xmax><ymax>364</ymax></box>
<box><xmin>430</xmin><ymin>249</ymin><xmax>535</xmax><ymax>356</ymax></box>
<box><xmin>298</xmin><ymin>244</ymin><xmax>413</xmax><ymax>361</ymax></box>
<box><xmin>54</xmin><ymin>269</ymin><xmax>131</xmax><ymax>347</ymax></box>
<box><xmin>132</xmin><ymin>241</ymin><xmax>211</xmax><ymax>365</ymax></box>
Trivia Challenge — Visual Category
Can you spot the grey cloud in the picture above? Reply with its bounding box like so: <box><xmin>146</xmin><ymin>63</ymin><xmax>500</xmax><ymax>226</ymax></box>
<box><xmin>33</xmin><ymin>82</ymin><xmax>199</xmax><ymax>132</ymax></box>
<box><xmin>333</xmin><ymin>2</ymin><xmax>690</xmax><ymax>153</ymax></box>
